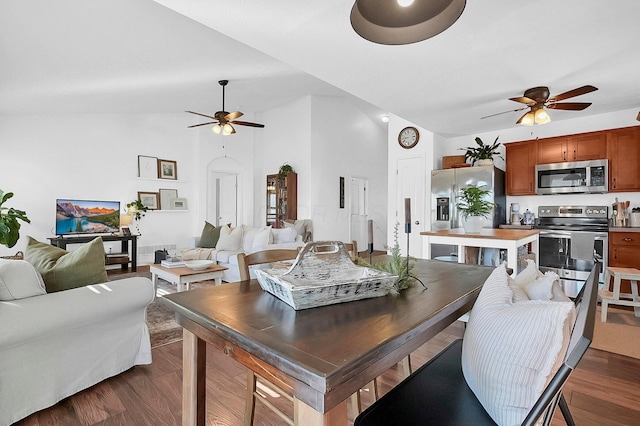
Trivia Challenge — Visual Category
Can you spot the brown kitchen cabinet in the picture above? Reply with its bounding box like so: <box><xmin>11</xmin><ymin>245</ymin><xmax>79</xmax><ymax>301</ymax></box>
<box><xmin>266</xmin><ymin>172</ymin><xmax>297</xmax><ymax>228</ymax></box>
<box><xmin>505</xmin><ymin>140</ymin><xmax>537</xmax><ymax>195</ymax></box>
<box><xmin>607</xmin><ymin>126</ymin><xmax>640</xmax><ymax>192</ymax></box>
<box><xmin>537</xmin><ymin>132</ymin><xmax>606</xmax><ymax>163</ymax></box>
<box><xmin>609</xmin><ymin>231</ymin><xmax>640</xmax><ymax>295</ymax></box>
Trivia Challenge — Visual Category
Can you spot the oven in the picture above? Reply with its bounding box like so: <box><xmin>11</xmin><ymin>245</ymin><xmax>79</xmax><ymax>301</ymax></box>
<box><xmin>535</xmin><ymin>205</ymin><xmax>608</xmax><ymax>297</ymax></box>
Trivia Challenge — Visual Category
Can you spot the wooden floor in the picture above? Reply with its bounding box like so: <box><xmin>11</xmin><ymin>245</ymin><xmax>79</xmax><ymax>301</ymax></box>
<box><xmin>14</xmin><ymin>268</ymin><xmax>640</xmax><ymax>425</ymax></box>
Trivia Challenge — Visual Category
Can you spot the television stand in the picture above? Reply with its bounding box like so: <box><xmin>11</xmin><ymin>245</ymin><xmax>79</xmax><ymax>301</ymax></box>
<box><xmin>47</xmin><ymin>234</ymin><xmax>138</xmax><ymax>271</ymax></box>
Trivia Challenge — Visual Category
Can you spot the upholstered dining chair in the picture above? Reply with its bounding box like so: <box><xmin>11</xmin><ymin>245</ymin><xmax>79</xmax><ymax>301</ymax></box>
<box><xmin>355</xmin><ymin>263</ymin><xmax>599</xmax><ymax>426</ymax></box>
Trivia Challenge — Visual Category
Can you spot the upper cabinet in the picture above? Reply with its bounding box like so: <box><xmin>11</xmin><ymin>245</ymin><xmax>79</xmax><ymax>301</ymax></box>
<box><xmin>608</xmin><ymin>127</ymin><xmax>640</xmax><ymax>192</ymax></box>
<box><xmin>536</xmin><ymin>132</ymin><xmax>607</xmax><ymax>164</ymax></box>
<box><xmin>506</xmin><ymin>140</ymin><xmax>537</xmax><ymax>195</ymax></box>
<box><xmin>266</xmin><ymin>172</ymin><xmax>298</xmax><ymax>228</ymax></box>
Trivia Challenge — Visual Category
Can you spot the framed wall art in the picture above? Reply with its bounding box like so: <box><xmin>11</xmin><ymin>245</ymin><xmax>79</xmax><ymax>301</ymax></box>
<box><xmin>138</xmin><ymin>155</ymin><xmax>158</xmax><ymax>179</ymax></box>
<box><xmin>171</xmin><ymin>198</ymin><xmax>187</xmax><ymax>210</ymax></box>
<box><xmin>138</xmin><ymin>191</ymin><xmax>159</xmax><ymax>210</ymax></box>
<box><xmin>158</xmin><ymin>159</ymin><xmax>177</xmax><ymax>180</ymax></box>
<box><xmin>159</xmin><ymin>188</ymin><xmax>178</xmax><ymax>210</ymax></box>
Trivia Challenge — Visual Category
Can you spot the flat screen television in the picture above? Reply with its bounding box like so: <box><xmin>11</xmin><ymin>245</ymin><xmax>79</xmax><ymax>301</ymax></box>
<box><xmin>55</xmin><ymin>199</ymin><xmax>121</xmax><ymax>236</ymax></box>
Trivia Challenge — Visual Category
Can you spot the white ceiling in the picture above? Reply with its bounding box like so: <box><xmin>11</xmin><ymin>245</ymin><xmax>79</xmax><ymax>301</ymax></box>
<box><xmin>2</xmin><ymin>0</ymin><xmax>639</xmax><ymax>137</ymax></box>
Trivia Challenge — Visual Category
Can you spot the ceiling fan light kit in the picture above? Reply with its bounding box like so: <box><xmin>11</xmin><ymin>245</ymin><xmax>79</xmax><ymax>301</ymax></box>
<box><xmin>484</xmin><ymin>85</ymin><xmax>598</xmax><ymax>127</ymax></box>
<box><xmin>187</xmin><ymin>80</ymin><xmax>264</xmax><ymax>135</ymax></box>
<box><xmin>350</xmin><ymin>0</ymin><xmax>466</xmax><ymax>45</ymax></box>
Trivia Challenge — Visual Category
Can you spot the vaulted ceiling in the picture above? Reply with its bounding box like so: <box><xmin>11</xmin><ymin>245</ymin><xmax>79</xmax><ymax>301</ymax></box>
<box><xmin>2</xmin><ymin>0</ymin><xmax>639</xmax><ymax>137</ymax></box>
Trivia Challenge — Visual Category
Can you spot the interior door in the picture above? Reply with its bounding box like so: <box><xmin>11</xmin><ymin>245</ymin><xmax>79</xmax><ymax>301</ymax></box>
<box><xmin>397</xmin><ymin>157</ymin><xmax>425</xmax><ymax>258</ymax></box>
<box><xmin>350</xmin><ymin>177</ymin><xmax>368</xmax><ymax>250</ymax></box>
<box><xmin>217</xmin><ymin>173</ymin><xmax>237</xmax><ymax>226</ymax></box>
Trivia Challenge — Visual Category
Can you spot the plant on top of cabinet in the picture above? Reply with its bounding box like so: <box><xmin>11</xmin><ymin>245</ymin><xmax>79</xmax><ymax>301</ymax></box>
<box><xmin>460</xmin><ymin>136</ymin><xmax>502</xmax><ymax>165</ymax></box>
<box><xmin>278</xmin><ymin>163</ymin><xmax>294</xmax><ymax>181</ymax></box>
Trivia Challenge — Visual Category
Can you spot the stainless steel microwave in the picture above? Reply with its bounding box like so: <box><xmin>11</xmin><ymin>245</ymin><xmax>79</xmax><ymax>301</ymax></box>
<box><xmin>535</xmin><ymin>159</ymin><xmax>608</xmax><ymax>194</ymax></box>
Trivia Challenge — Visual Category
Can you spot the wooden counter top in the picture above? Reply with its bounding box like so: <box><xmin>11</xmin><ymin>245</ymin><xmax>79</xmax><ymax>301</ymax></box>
<box><xmin>420</xmin><ymin>228</ymin><xmax>540</xmax><ymax>240</ymax></box>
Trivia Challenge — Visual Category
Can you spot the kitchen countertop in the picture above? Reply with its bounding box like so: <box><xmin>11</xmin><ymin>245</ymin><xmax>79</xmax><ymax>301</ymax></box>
<box><xmin>609</xmin><ymin>227</ymin><xmax>640</xmax><ymax>233</ymax></box>
<box><xmin>421</xmin><ymin>228</ymin><xmax>540</xmax><ymax>240</ymax></box>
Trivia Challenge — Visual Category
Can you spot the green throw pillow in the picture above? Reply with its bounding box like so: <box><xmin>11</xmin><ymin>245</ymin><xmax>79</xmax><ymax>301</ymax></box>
<box><xmin>198</xmin><ymin>221</ymin><xmax>225</xmax><ymax>248</ymax></box>
<box><xmin>24</xmin><ymin>236</ymin><xmax>108</xmax><ymax>293</ymax></box>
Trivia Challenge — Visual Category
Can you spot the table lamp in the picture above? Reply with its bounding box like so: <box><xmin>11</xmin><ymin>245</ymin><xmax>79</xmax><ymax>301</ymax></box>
<box><xmin>120</xmin><ymin>214</ymin><xmax>133</xmax><ymax>235</ymax></box>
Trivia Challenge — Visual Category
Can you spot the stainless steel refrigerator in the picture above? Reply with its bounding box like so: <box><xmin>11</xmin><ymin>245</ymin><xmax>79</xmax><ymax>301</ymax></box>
<box><xmin>430</xmin><ymin>165</ymin><xmax>506</xmax><ymax>259</ymax></box>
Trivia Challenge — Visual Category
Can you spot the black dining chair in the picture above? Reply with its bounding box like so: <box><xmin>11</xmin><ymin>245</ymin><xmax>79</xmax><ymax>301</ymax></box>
<box><xmin>355</xmin><ymin>264</ymin><xmax>599</xmax><ymax>426</ymax></box>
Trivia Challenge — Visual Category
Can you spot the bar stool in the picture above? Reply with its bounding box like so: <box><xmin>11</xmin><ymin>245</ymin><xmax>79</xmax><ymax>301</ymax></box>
<box><xmin>599</xmin><ymin>266</ymin><xmax>640</xmax><ymax>322</ymax></box>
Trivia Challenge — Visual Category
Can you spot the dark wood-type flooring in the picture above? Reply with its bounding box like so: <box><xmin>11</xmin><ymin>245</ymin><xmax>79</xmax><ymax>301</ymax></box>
<box><xmin>14</xmin><ymin>268</ymin><xmax>640</xmax><ymax>426</ymax></box>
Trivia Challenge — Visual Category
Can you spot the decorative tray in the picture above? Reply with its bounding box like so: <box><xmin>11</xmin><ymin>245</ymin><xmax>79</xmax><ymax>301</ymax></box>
<box><xmin>254</xmin><ymin>241</ymin><xmax>397</xmax><ymax>310</ymax></box>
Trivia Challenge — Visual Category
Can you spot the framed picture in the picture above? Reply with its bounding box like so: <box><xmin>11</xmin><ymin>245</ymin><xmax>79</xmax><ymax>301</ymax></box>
<box><xmin>159</xmin><ymin>188</ymin><xmax>178</xmax><ymax>210</ymax></box>
<box><xmin>138</xmin><ymin>191</ymin><xmax>159</xmax><ymax>210</ymax></box>
<box><xmin>158</xmin><ymin>159</ymin><xmax>177</xmax><ymax>180</ymax></box>
<box><xmin>138</xmin><ymin>155</ymin><xmax>158</xmax><ymax>179</ymax></box>
<box><xmin>171</xmin><ymin>198</ymin><xmax>187</xmax><ymax>210</ymax></box>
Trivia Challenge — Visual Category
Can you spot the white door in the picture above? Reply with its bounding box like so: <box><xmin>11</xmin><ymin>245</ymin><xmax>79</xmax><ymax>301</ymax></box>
<box><xmin>216</xmin><ymin>173</ymin><xmax>237</xmax><ymax>226</ymax></box>
<box><xmin>397</xmin><ymin>157</ymin><xmax>425</xmax><ymax>258</ymax></box>
<box><xmin>350</xmin><ymin>177</ymin><xmax>368</xmax><ymax>250</ymax></box>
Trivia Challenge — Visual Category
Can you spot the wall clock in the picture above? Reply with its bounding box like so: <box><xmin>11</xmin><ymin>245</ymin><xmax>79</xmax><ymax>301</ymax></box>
<box><xmin>398</xmin><ymin>126</ymin><xmax>419</xmax><ymax>149</ymax></box>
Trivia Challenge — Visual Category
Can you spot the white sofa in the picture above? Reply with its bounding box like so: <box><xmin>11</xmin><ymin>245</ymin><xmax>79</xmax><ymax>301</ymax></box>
<box><xmin>183</xmin><ymin>223</ymin><xmax>310</xmax><ymax>282</ymax></box>
<box><xmin>0</xmin><ymin>260</ymin><xmax>154</xmax><ymax>426</ymax></box>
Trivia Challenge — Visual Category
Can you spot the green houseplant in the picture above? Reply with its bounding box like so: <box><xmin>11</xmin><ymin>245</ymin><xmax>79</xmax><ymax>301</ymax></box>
<box><xmin>126</xmin><ymin>199</ymin><xmax>148</xmax><ymax>235</ymax></box>
<box><xmin>0</xmin><ymin>189</ymin><xmax>31</xmax><ymax>248</ymax></box>
<box><xmin>278</xmin><ymin>163</ymin><xmax>294</xmax><ymax>181</ymax></box>
<box><xmin>365</xmin><ymin>222</ymin><xmax>417</xmax><ymax>292</ymax></box>
<box><xmin>460</xmin><ymin>136</ymin><xmax>502</xmax><ymax>165</ymax></box>
<box><xmin>457</xmin><ymin>184</ymin><xmax>495</xmax><ymax>233</ymax></box>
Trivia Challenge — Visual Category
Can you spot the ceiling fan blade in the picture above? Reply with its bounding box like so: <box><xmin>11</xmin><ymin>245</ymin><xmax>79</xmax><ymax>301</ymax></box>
<box><xmin>186</xmin><ymin>110</ymin><xmax>217</xmax><ymax>120</ymax></box>
<box><xmin>232</xmin><ymin>120</ymin><xmax>265</xmax><ymax>128</ymax></box>
<box><xmin>225</xmin><ymin>111</ymin><xmax>243</xmax><ymax>121</ymax></box>
<box><xmin>549</xmin><ymin>85</ymin><xmax>598</xmax><ymax>102</ymax></box>
<box><xmin>481</xmin><ymin>107</ymin><xmax>528</xmax><ymax>119</ymax></box>
<box><xmin>546</xmin><ymin>102</ymin><xmax>592</xmax><ymax>111</ymax></box>
<box><xmin>509</xmin><ymin>96</ymin><xmax>537</xmax><ymax>105</ymax></box>
<box><xmin>188</xmin><ymin>121</ymin><xmax>217</xmax><ymax>128</ymax></box>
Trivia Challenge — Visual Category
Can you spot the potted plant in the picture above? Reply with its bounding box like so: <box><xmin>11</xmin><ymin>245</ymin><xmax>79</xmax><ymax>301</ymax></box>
<box><xmin>278</xmin><ymin>163</ymin><xmax>294</xmax><ymax>181</ymax></box>
<box><xmin>457</xmin><ymin>184</ymin><xmax>495</xmax><ymax>233</ymax></box>
<box><xmin>460</xmin><ymin>136</ymin><xmax>502</xmax><ymax>166</ymax></box>
<box><xmin>0</xmin><ymin>189</ymin><xmax>31</xmax><ymax>248</ymax></box>
<box><xmin>366</xmin><ymin>222</ymin><xmax>417</xmax><ymax>292</ymax></box>
<box><xmin>126</xmin><ymin>199</ymin><xmax>148</xmax><ymax>235</ymax></box>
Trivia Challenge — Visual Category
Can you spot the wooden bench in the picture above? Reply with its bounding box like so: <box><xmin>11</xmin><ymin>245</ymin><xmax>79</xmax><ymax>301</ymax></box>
<box><xmin>599</xmin><ymin>266</ymin><xmax>640</xmax><ymax>322</ymax></box>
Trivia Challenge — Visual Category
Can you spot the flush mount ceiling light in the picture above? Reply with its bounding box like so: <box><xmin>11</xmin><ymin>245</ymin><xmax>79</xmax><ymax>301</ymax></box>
<box><xmin>350</xmin><ymin>0</ymin><xmax>466</xmax><ymax>45</ymax></box>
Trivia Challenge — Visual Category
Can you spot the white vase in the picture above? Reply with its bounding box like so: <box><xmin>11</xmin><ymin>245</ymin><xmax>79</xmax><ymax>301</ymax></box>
<box><xmin>462</xmin><ymin>216</ymin><xmax>484</xmax><ymax>233</ymax></box>
<box><xmin>475</xmin><ymin>159</ymin><xmax>493</xmax><ymax>166</ymax></box>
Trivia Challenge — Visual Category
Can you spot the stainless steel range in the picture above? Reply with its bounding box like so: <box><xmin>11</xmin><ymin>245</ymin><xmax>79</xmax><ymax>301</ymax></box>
<box><xmin>535</xmin><ymin>205</ymin><xmax>608</xmax><ymax>297</ymax></box>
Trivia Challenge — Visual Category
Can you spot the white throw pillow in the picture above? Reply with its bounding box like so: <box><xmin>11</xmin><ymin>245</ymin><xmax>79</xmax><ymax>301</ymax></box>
<box><xmin>461</xmin><ymin>264</ymin><xmax>576</xmax><ymax>426</ymax></box>
<box><xmin>241</xmin><ymin>225</ymin><xmax>260</xmax><ymax>253</ymax></box>
<box><xmin>271</xmin><ymin>227</ymin><xmax>293</xmax><ymax>244</ymax></box>
<box><xmin>0</xmin><ymin>259</ymin><xmax>47</xmax><ymax>300</ymax></box>
<box><xmin>513</xmin><ymin>258</ymin><xmax>541</xmax><ymax>286</ymax></box>
<box><xmin>522</xmin><ymin>271</ymin><xmax>558</xmax><ymax>300</ymax></box>
<box><xmin>215</xmin><ymin>225</ymin><xmax>243</xmax><ymax>251</ymax></box>
<box><xmin>251</xmin><ymin>226</ymin><xmax>272</xmax><ymax>252</ymax></box>
<box><xmin>282</xmin><ymin>221</ymin><xmax>299</xmax><ymax>242</ymax></box>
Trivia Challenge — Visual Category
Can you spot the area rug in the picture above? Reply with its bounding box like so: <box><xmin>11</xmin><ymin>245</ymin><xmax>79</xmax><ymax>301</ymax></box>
<box><xmin>108</xmin><ymin>270</ymin><xmax>216</xmax><ymax>348</ymax></box>
<box><xmin>591</xmin><ymin>306</ymin><xmax>640</xmax><ymax>360</ymax></box>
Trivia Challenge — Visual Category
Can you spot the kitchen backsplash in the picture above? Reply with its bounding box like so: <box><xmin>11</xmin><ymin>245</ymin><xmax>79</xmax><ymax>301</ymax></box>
<box><xmin>506</xmin><ymin>191</ymin><xmax>640</xmax><ymax>225</ymax></box>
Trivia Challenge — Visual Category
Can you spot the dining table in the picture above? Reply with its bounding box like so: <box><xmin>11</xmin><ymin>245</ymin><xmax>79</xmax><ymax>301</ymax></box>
<box><xmin>161</xmin><ymin>256</ymin><xmax>494</xmax><ymax>426</ymax></box>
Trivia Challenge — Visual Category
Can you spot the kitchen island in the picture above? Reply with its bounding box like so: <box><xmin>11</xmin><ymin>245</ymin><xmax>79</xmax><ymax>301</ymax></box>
<box><xmin>421</xmin><ymin>228</ymin><xmax>539</xmax><ymax>276</ymax></box>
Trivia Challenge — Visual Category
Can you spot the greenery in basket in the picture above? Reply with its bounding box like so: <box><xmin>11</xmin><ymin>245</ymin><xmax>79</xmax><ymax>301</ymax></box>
<box><xmin>457</xmin><ymin>184</ymin><xmax>495</xmax><ymax>219</ymax></box>
<box><xmin>0</xmin><ymin>189</ymin><xmax>31</xmax><ymax>249</ymax></box>
<box><xmin>364</xmin><ymin>222</ymin><xmax>416</xmax><ymax>292</ymax></box>
<box><xmin>278</xmin><ymin>163</ymin><xmax>294</xmax><ymax>181</ymax></box>
<box><xmin>459</xmin><ymin>136</ymin><xmax>502</xmax><ymax>165</ymax></box>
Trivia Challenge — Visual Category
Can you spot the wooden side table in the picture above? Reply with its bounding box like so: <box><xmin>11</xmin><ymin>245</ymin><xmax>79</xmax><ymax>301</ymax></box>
<box><xmin>599</xmin><ymin>266</ymin><xmax>640</xmax><ymax>322</ymax></box>
<box><xmin>149</xmin><ymin>263</ymin><xmax>227</xmax><ymax>292</ymax></box>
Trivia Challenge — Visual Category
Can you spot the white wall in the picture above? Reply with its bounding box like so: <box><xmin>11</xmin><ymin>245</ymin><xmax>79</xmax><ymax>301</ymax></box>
<box><xmin>437</xmin><ymin>108</ymin><xmax>640</xmax><ymax>218</ymax></box>
<box><xmin>0</xmin><ymin>113</ymin><xmax>198</xmax><ymax>259</ymax></box>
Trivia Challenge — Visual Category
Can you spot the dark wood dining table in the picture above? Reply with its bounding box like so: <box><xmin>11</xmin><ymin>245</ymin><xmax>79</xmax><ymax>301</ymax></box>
<box><xmin>161</xmin><ymin>257</ymin><xmax>494</xmax><ymax>425</ymax></box>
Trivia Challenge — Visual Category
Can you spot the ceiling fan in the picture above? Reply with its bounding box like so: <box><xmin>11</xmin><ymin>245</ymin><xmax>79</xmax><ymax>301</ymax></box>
<box><xmin>186</xmin><ymin>80</ymin><xmax>265</xmax><ymax>135</ymax></box>
<box><xmin>481</xmin><ymin>85</ymin><xmax>598</xmax><ymax>126</ymax></box>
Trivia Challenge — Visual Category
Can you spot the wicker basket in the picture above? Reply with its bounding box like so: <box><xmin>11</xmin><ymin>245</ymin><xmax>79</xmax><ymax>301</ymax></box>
<box><xmin>1</xmin><ymin>251</ymin><xmax>24</xmax><ymax>260</ymax></box>
<box><xmin>255</xmin><ymin>241</ymin><xmax>397</xmax><ymax>310</ymax></box>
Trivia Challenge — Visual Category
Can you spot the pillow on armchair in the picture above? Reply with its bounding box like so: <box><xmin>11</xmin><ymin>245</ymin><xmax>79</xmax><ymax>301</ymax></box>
<box><xmin>461</xmin><ymin>263</ymin><xmax>576</xmax><ymax>425</ymax></box>
<box><xmin>24</xmin><ymin>236</ymin><xmax>108</xmax><ymax>293</ymax></box>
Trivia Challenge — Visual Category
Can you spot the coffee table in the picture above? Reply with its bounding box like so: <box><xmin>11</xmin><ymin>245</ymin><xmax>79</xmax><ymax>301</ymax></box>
<box><xmin>149</xmin><ymin>263</ymin><xmax>227</xmax><ymax>292</ymax></box>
